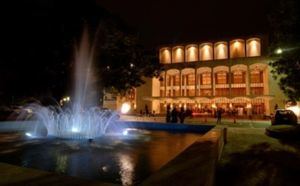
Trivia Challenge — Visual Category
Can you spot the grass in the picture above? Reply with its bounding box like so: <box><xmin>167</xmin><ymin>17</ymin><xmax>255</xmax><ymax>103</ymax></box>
<box><xmin>216</xmin><ymin>127</ymin><xmax>300</xmax><ymax>186</ymax></box>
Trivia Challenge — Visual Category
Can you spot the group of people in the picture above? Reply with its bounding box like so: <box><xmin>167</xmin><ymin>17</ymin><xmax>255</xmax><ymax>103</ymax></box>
<box><xmin>166</xmin><ymin>105</ymin><xmax>186</xmax><ymax>123</ymax></box>
<box><xmin>165</xmin><ymin>106</ymin><xmax>224</xmax><ymax>124</ymax></box>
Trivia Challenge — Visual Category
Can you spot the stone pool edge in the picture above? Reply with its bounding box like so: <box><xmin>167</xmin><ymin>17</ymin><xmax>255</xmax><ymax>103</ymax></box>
<box><xmin>0</xmin><ymin>122</ymin><xmax>224</xmax><ymax>186</ymax></box>
<box><xmin>141</xmin><ymin>127</ymin><xmax>225</xmax><ymax>186</ymax></box>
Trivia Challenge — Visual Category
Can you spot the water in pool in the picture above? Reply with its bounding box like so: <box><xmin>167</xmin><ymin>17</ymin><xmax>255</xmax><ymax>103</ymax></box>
<box><xmin>0</xmin><ymin>129</ymin><xmax>201</xmax><ymax>185</ymax></box>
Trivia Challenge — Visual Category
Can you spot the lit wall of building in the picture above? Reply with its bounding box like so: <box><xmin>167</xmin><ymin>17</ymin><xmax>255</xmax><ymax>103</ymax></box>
<box><xmin>199</xmin><ymin>43</ymin><xmax>213</xmax><ymax>61</ymax></box>
<box><xmin>186</xmin><ymin>45</ymin><xmax>199</xmax><ymax>62</ymax></box>
<box><xmin>230</xmin><ymin>39</ymin><xmax>245</xmax><ymax>58</ymax></box>
<box><xmin>159</xmin><ymin>37</ymin><xmax>262</xmax><ymax>63</ymax></box>
<box><xmin>246</xmin><ymin>38</ymin><xmax>261</xmax><ymax>57</ymax></box>
<box><xmin>214</xmin><ymin>42</ymin><xmax>228</xmax><ymax>60</ymax></box>
<box><xmin>159</xmin><ymin>48</ymin><xmax>171</xmax><ymax>64</ymax></box>
<box><xmin>172</xmin><ymin>46</ymin><xmax>184</xmax><ymax>63</ymax></box>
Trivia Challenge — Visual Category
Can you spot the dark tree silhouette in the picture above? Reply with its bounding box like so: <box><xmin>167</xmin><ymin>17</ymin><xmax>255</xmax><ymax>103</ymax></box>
<box><xmin>268</xmin><ymin>0</ymin><xmax>300</xmax><ymax>100</ymax></box>
<box><xmin>0</xmin><ymin>0</ymin><xmax>160</xmax><ymax>105</ymax></box>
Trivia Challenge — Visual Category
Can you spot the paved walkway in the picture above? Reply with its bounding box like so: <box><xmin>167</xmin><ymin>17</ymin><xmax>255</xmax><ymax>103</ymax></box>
<box><xmin>216</xmin><ymin>126</ymin><xmax>300</xmax><ymax>186</ymax></box>
<box><xmin>120</xmin><ymin>115</ymin><xmax>271</xmax><ymax>129</ymax></box>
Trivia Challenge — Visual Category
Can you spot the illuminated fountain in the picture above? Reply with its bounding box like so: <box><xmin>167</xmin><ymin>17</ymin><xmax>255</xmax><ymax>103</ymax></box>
<box><xmin>18</xmin><ymin>30</ymin><xmax>118</xmax><ymax>139</ymax></box>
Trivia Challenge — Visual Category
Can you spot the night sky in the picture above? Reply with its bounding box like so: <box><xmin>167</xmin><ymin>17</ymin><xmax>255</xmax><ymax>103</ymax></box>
<box><xmin>97</xmin><ymin>0</ymin><xmax>271</xmax><ymax>47</ymax></box>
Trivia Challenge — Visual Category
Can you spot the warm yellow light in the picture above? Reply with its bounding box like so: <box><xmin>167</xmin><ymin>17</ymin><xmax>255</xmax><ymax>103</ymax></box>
<box><xmin>216</xmin><ymin>43</ymin><xmax>227</xmax><ymax>59</ymax></box>
<box><xmin>187</xmin><ymin>46</ymin><xmax>198</xmax><ymax>62</ymax></box>
<box><xmin>234</xmin><ymin>41</ymin><xmax>240</xmax><ymax>48</ymax></box>
<box><xmin>121</xmin><ymin>102</ymin><xmax>131</xmax><ymax>114</ymax></box>
<box><xmin>275</xmin><ymin>48</ymin><xmax>283</xmax><ymax>54</ymax></box>
<box><xmin>174</xmin><ymin>47</ymin><xmax>184</xmax><ymax>62</ymax></box>
<box><xmin>201</xmin><ymin>44</ymin><xmax>212</xmax><ymax>61</ymax></box>
<box><xmin>212</xmin><ymin>103</ymin><xmax>217</xmax><ymax>109</ymax></box>
<box><xmin>246</xmin><ymin>103</ymin><xmax>252</xmax><ymax>109</ymax></box>
<box><xmin>160</xmin><ymin>48</ymin><xmax>171</xmax><ymax>63</ymax></box>
<box><xmin>247</xmin><ymin>39</ymin><xmax>260</xmax><ymax>57</ymax></box>
<box><xmin>286</xmin><ymin>106</ymin><xmax>300</xmax><ymax>117</ymax></box>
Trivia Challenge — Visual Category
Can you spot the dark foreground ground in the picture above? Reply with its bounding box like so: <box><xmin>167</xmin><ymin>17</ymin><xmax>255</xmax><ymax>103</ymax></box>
<box><xmin>216</xmin><ymin>127</ymin><xmax>300</xmax><ymax>186</ymax></box>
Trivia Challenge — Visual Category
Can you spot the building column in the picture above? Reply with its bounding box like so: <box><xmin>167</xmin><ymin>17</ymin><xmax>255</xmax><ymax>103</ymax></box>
<box><xmin>212</xmin><ymin>70</ymin><xmax>215</xmax><ymax>96</ymax></box>
<box><xmin>194</xmin><ymin>69</ymin><xmax>197</xmax><ymax>96</ymax></box>
<box><xmin>246</xmin><ymin>66</ymin><xmax>251</xmax><ymax>96</ymax></box>
<box><xmin>164</xmin><ymin>72</ymin><xmax>167</xmax><ymax>97</ymax></box>
<box><xmin>263</xmin><ymin>67</ymin><xmax>270</xmax><ymax>95</ymax></box>
<box><xmin>229</xmin><ymin>66</ymin><xmax>232</xmax><ymax>98</ymax></box>
<box><xmin>265</xmin><ymin>99</ymin><xmax>270</xmax><ymax>115</ymax></box>
<box><xmin>179</xmin><ymin>70</ymin><xmax>182</xmax><ymax>97</ymax></box>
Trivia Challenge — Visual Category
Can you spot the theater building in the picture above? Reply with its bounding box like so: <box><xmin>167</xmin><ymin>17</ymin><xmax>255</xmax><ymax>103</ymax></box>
<box><xmin>132</xmin><ymin>36</ymin><xmax>286</xmax><ymax>117</ymax></box>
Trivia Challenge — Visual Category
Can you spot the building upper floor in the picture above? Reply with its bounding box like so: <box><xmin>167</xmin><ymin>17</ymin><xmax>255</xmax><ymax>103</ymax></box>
<box><xmin>159</xmin><ymin>36</ymin><xmax>267</xmax><ymax>64</ymax></box>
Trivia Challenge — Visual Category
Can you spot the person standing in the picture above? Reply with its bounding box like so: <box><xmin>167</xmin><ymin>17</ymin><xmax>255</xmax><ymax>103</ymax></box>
<box><xmin>171</xmin><ymin>106</ymin><xmax>178</xmax><ymax>123</ymax></box>
<box><xmin>166</xmin><ymin>105</ymin><xmax>171</xmax><ymax>123</ymax></box>
<box><xmin>145</xmin><ymin>104</ymin><xmax>149</xmax><ymax>116</ymax></box>
<box><xmin>216</xmin><ymin>108</ymin><xmax>222</xmax><ymax>124</ymax></box>
<box><xmin>274</xmin><ymin>104</ymin><xmax>278</xmax><ymax>111</ymax></box>
<box><xmin>179</xmin><ymin>107</ymin><xmax>185</xmax><ymax>123</ymax></box>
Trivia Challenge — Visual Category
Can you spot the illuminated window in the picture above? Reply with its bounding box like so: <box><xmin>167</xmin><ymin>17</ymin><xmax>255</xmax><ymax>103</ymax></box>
<box><xmin>230</xmin><ymin>39</ymin><xmax>245</xmax><ymax>58</ymax></box>
<box><xmin>250</xmin><ymin>70</ymin><xmax>263</xmax><ymax>83</ymax></box>
<box><xmin>186</xmin><ymin>45</ymin><xmax>198</xmax><ymax>62</ymax></box>
<box><xmin>232</xmin><ymin>71</ymin><xmax>245</xmax><ymax>84</ymax></box>
<box><xmin>201</xmin><ymin>73</ymin><xmax>211</xmax><ymax>85</ymax></box>
<box><xmin>199</xmin><ymin>43</ymin><xmax>213</xmax><ymax>61</ymax></box>
<box><xmin>216</xmin><ymin>72</ymin><xmax>228</xmax><ymax>84</ymax></box>
<box><xmin>173</xmin><ymin>75</ymin><xmax>180</xmax><ymax>86</ymax></box>
<box><xmin>166</xmin><ymin>75</ymin><xmax>171</xmax><ymax>86</ymax></box>
<box><xmin>186</xmin><ymin>74</ymin><xmax>195</xmax><ymax>85</ymax></box>
<box><xmin>159</xmin><ymin>48</ymin><xmax>171</xmax><ymax>63</ymax></box>
<box><xmin>247</xmin><ymin>38</ymin><xmax>261</xmax><ymax>57</ymax></box>
<box><xmin>172</xmin><ymin>46</ymin><xmax>184</xmax><ymax>63</ymax></box>
<box><xmin>214</xmin><ymin>42</ymin><xmax>228</xmax><ymax>60</ymax></box>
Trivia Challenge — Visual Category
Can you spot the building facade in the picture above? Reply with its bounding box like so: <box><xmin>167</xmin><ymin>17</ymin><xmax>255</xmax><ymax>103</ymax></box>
<box><xmin>134</xmin><ymin>36</ymin><xmax>286</xmax><ymax>117</ymax></box>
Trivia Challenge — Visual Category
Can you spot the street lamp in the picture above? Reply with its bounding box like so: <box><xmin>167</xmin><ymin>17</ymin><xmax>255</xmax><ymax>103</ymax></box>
<box><xmin>275</xmin><ymin>48</ymin><xmax>283</xmax><ymax>55</ymax></box>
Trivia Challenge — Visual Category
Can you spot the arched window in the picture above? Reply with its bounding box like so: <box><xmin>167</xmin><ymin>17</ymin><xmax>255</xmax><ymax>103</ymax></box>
<box><xmin>230</xmin><ymin>39</ymin><xmax>245</xmax><ymax>58</ymax></box>
<box><xmin>201</xmin><ymin>72</ymin><xmax>212</xmax><ymax>85</ymax></box>
<box><xmin>250</xmin><ymin>70</ymin><xmax>263</xmax><ymax>83</ymax></box>
<box><xmin>159</xmin><ymin>48</ymin><xmax>171</xmax><ymax>63</ymax></box>
<box><xmin>172</xmin><ymin>46</ymin><xmax>184</xmax><ymax>63</ymax></box>
<box><xmin>232</xmin><ymin>71</ymin><xmax>246</xmax><ymax>84</ymax></box>
<box><xmin>246</xmin><ymin>38</ymin><xmax>261</xmax><ymax>57</ymax></box>
<box><xmin>214</xmin><ymin>42</ymin><xmax>228</xmax><ymax>60</ymax></box>
<box><xmin>199</xmin><ymin>43</ymin><xmax>213</xmax><ymax>61</ymax></box>
<box><xmin>186</xmin><ymin>45</ymin><xmax>199</xmax><ymax>62</ymax></box>
<box><xmin>216</xmin><ymin>71</ymin><xmax>228</xmax><ymax>84</ymax></box>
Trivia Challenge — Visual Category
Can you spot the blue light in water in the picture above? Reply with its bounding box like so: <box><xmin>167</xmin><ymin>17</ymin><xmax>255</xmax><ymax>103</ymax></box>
<box><xmin>25</xmin><ymin>132</ymin><xmax>32</xmax><ymax>137</ymax></box>
<box><xmin>71</xmin><ymin>127</ymin><xmax>79</xmax><ymax>133</ymax></box>
<box><xmin>122</xmin><ymin>130</ymin><xmax>128</xmax><ymax>136</ymax></box>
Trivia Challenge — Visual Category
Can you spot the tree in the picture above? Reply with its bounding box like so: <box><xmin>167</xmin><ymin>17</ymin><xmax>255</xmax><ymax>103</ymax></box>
<box><xmin>95</xmin><ymin>22</ymin><xmax>161</xmax><ymax>95</ymax></box>
<box><xmin>0</xmin><ymin>0</ymin><xmax>161</xmax><ymax>104</ymax></box>
<box><xmin>268</xmin><ymin>0</ymin><xmax>300</xmax><ymax>101</ymax></box>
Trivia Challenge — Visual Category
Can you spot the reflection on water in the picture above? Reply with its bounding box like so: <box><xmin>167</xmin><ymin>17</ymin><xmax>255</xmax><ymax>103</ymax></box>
<box><xmin>118</xmin><ymin>153</ymin><xmax>134</xmax><ymax>186</ymax></box>
<box><xmin>0</xmin><ymin>130</ymin><xmax>201</xmax><ymax>185</ymax></box>
<box><xmin>55</xmin><ymin>153</ymin><xmax>68</xmax><ymax>174</ymax></box>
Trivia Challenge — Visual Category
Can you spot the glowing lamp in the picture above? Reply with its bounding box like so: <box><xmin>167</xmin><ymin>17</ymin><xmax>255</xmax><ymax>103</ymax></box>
<box><xmin>286</xmin><ymin>106</ymin><xmax>300</xmax><ymax>117</ymax></box>
<box><xmin>275</xmin><ymin>48</ymin><xmax>282</xmax><ymax>54</ymax></box>
<box><xmin>122</xmin><ymin>130</ymin><xmax>128</xmax><ymax>136</ymax></box>
<box><xmin>71</xmin><ymin>127</ymin><xmax>79</xmax><ymax>133</ymax></box>
<box><xmin>25</xmin><ymin>132</ymin><xmax>32</xmax><ymax>137</ymax></box>
<box><xmin>121</xmin><ymin>102</ymin><xmax>131</xmax><ymax>114</ymax></box>
<box><xmin>246</xmin><ymin>103</ymin><xmax>252</xmax><ymax>109</ymax></box>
